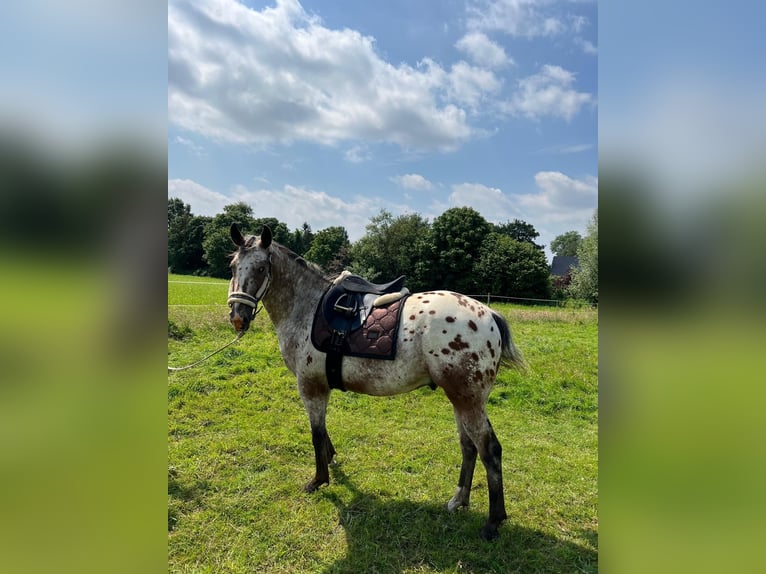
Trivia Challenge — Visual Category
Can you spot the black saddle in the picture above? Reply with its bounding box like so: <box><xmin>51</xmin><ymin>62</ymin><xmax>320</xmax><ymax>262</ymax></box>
<box><xmin>320</xmin><ymin>273</ymin><xmax>407</xmax><ymax>335</ymax></box>
<box><xmin>333</xmin><ymin>274</ymin><xmax>407</xmax><ymax>294</ymax></box>
<box><xmin>312</xmin><ymin>273</ymin><xmax>410</xmax><ymax>391</ymax></box>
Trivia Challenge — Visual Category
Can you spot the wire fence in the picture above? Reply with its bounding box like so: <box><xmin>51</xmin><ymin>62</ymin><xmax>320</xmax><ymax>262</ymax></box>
<box><xmin>167</xmin><ymin>276</ymin><xmax>573</xmax><ymax>308</ymax></box>
<box><xmin>466</xmin><ymin>293</ymin><xmax>567</xmax><ymax>307</ymax></box>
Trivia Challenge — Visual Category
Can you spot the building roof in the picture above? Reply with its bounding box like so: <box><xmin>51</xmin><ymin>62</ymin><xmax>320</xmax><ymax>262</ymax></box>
<box><xmin>551</xmin><ymin>255</ymin><xmax>579</xmax><ymax>276</ymax></box>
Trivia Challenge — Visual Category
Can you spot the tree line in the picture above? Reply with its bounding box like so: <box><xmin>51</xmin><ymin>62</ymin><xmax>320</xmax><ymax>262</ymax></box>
<box><xmin>168</xmin><ymin>198</ymin><xmax>597</xmax><ymax>304</ymax></box>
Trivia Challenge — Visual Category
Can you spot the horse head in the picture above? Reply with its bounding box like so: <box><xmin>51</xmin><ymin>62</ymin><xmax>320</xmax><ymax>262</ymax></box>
<box><xmin>228</xmin><ymin>223</ymin><xmax>273</xmax><ymax>333</ymax></box>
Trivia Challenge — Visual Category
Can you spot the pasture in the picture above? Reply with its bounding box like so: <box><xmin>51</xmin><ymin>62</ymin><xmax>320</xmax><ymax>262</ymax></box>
<box><xmin>168</xmin><ymin>275</ymin><xmax>598</xmax><ymax>573</ymax></box>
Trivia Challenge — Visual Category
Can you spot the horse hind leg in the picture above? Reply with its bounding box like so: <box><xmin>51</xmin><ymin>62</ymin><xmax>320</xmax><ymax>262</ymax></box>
<box><xmin>454</xmin><ymin>407</ymin><xmax>508</xmax><ymax>540</ymax></box>
<box><xmin>447</xmin><ymin>410</ymin><xmax>478</xmax><ymax>512</ymax></box>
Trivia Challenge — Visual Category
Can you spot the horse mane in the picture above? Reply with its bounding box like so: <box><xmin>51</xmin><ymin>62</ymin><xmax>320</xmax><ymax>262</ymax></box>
<box><xmin>230</xmin><ymin>233</ymin><xmax>342</xmax><ymax>286</ymax></box>
<box><xmin>272</xmin><ymin>241</ymin><xmax>333</xmax><ymax>282</ymax></box>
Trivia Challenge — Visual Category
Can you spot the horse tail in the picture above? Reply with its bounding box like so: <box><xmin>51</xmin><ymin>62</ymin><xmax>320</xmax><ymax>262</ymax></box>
<box><xmin>491</xmin><ymin>310</ymin><xmax>526</xmax><ymax>372</ymax></box>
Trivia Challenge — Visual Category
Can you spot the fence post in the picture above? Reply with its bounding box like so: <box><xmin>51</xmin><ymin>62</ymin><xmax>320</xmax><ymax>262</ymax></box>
<box><xmin>487</xmin><ymin>293</ymin><xmax>491</xmax><ymax>306</ymax></box>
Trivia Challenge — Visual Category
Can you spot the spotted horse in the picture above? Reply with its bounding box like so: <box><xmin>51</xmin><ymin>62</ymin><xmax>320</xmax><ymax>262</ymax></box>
<box><xmin>227</xmin><ymin>224</ymin><xmax>525</xmax><ymax>540</ymax></box>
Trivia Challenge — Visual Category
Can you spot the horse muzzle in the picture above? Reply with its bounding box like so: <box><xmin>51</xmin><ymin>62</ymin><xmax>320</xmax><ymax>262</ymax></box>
<box><xmin>230</xmin><ymin>307</ymin><xmax>250</xmax><ymax>333</ymax></box>
<box><xmin>228</xmin><ymin>292</ymin><xmax>258</xmax><ymax>333</ymax></box>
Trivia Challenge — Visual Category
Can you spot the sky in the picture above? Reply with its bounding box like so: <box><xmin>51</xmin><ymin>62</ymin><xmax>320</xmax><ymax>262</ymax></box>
<box><xmin>168</xmin><ymin>0</ymin><xmax>598</xmax><ymax>261</ymax></box>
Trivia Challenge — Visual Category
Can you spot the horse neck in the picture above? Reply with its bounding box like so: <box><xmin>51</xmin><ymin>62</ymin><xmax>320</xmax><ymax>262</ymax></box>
<box><xmin>261</xmin><ymin>244</ymin><xmax>328</xmax><ymax>331</ymax></box>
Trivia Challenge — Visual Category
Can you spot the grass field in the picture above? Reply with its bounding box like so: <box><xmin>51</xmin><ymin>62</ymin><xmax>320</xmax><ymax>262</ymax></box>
<box><xmin>168</xmin><ymin>275</ymin><xmax>598</xmax><ymax>573</ymax></box>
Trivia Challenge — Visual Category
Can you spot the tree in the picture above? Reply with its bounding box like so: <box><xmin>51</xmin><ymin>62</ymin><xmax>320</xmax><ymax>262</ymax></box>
<box><xmin>551</xmin><ymin>230</ymin><xmax>583</xmax><ymax>257</ymax></box>
<box><xmin>495</xmin><ymin>219</ymin><xmax>544</xmax><ymax>250</ymax></box>
<box><xmin>476</xmin><ymin>233</ymin><xmax>552</xmax><ymax>299</ymax></box>
<box><xmin>168</xmin><ymin>197</ymin><xmax>190</xmax><ymax>228</ymax></box>
<box><xmin>429</xmin><ymin>207</ymin><xmax>493</xmax><ymax>293</ymax></box>
<box><xmin>568</xmin><ymin>210</ymin><xmax>598</xmax><ymax>304</ymax></box>
<box><xmin>304</xmin><ymin>226</ymin><xmax>351</xmax><ymax>273</ymax></box>
<box><xmin>254</xmin><ymin>217</ymin><xmax>291</xmax><ymax>246</ymax></box>
<box><xmin>350</xmin><ymin>210</ymin><xmax>431</xmax><ymax>290</ymax></box>
<box><xmin>167</xmin><ymin>198</ymin><xmax>210</xmax><ymax>274</ymax></box>
<box><xmin>202</xmin><ymin>202</ymin><xmax>257</xmax><ymax>278</ymax></box>
<box><xmin>285</xmin><ymin>222</ymin><xmax>314</xmax><ymax>256</ymax></box>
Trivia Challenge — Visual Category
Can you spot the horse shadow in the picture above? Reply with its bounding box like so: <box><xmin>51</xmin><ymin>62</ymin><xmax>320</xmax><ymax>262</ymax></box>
<box><xmin>319</xmin><ymin>466</ymin><xmax>597</xmax><ymax>574</ymax></box>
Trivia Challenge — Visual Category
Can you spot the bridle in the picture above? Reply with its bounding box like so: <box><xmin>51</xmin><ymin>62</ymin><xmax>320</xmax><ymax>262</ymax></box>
<box><xmin>227</xmin><ymin>253</ymin><xmax>273</xmax><ymax>323</ymax></box>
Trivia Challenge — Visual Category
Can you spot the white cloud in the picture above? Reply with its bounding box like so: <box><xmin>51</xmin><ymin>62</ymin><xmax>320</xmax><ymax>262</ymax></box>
<box><xmin>515</xmin><ymin>171</ymin><xmax>597</xmax><ymax>230</ymax></box>
<box><xmin>526</xmin><ymin>171</ymin><xmax>597</xmax><ymax>209</ymax></box>
<box><xmin>446</xmin><ymin>61</ymin><xmax>503</xmax><ymax>112</ymax></box>
<box><xmin>436</xmin><ymin>174</ymin><xmax>596</xmax><ymax>229</ymax></box>
<box><xmin>430</xmin><ymin>173</ymin><xmax>596</xmax><ymax>258</ymax></box>
<box><xmin>438</xmin><ymin>182</ymin><xmax>520</xmax><ymax>222</ymax></box>
<box><xmin>503</xmin><ymin>64</ymin><xmax>593</xmax><ymax>121</ymax></box>
<box><xmin>467</xmin><ymin>1</ymin><xmax>596</xmax><ymax>56</ymax></box>
<box><xmin>570</xmin><ymin>14</ymin><xmax>589</xmax><ymax>34</ymax></box>
<box><xmin>391</xmin><ymin>173</ymin><xmax>434</xmax><ymax>191</ymax></box>
<box><xmin>344</xmin><ymin>145</ymin><xmax>371</xmax><ymax>163</ymax></box>
<box><xmin>467</xmin><ymin>0</ymin><xmax>564</xmax><ymax>38</ymax></box>
<box><xmin>230</xmin><ymin>183</ymin><xmax>389</xmax><ymax>241</ymax></box>
<box><xmin>455</xmin><ymin>32</ymin><xmax>513</xmax><ymax>69</ymax></box>
<box><xmin>168</xmin><ymin>176</ymin><xmax>393</xmax><ymax>241</ymax></box>
<box><xmin>575</xmin><ymin>37</ymin><xmax>598</xmax><ymax>55</ymax></box>
<box><xmin>168</xmin><ymin>0</ymin><xmax>502</xmax><ymax>151</ymax></box>
<box><xmin>173</xmin><ymin>135</ymin><xmax>206</xmax><ymax>156</ymax></box>
<box><xmin>542</xmin><ymin>143</ymin><xmax>593</xmax><ymax>154</ymax></box>
<box><xmin>168</xmin><ymin>179</ymin><xmax>229</xmax><ymax>216</ymax></box>
<box><xmin>515</xmin><ymin>171</ymin><xmax>597</xmax><ymax>255</ymax></box>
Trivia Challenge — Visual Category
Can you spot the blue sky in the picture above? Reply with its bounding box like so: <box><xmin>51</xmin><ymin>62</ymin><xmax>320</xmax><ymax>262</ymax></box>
<box><xmin>168</xmin><ymin>0</ymin><xmax>598</xmax><ymax>260</ymax></box>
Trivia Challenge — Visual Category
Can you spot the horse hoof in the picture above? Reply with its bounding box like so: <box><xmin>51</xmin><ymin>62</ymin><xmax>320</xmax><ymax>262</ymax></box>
<box><xmin>446</xmin><ymin>499</ymin><xmax>468</xmax><ymax>512</ymax></box>
<box><xmin>480</xmin><ymin>524</ymin><xmax>500</xmax><ymax>541</ymax></box>
<box><xmin>447</xmin><ymin>487</ymin><xmax>470</xmax><ymax>512</ymax></box>
<box><xmin>303</xmin><ymin>479</ymin><xmax>328</xmax><ymax>493</ymax></box>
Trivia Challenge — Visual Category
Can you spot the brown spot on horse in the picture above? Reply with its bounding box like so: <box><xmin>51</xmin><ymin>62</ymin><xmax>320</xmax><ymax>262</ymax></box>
<box><xmin>448</xmin><ymin>334</ymin><xmax>470</xmax><ymax>351</ymax></box>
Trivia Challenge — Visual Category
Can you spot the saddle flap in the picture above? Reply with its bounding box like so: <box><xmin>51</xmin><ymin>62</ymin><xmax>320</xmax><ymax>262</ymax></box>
<box><xmin>311</xmin><ymin>291</ymin><xmax>410</xmax><ymax>360</ymax></box>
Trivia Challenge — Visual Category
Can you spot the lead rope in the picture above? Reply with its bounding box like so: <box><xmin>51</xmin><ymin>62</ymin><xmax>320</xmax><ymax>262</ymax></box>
<box><xmin>168</xmin><ymin>330</ymin><xmax>246</xmax><ymax>373</ymax></box>
<box><xmin>170</xmin><ymin>255</ymin><xmax>272</xmax><ymax>373</ymax></box>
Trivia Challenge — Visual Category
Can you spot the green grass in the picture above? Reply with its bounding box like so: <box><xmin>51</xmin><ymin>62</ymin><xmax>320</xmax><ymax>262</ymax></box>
<box><xmin>168</xmin><ymin>277</ymin><xmax>598</xmax><ymax>573</ymax></box>
<box><xmin>168</xmin><ymin>274</ymin><xmax>229</xmax><ymax>306</ymax></box>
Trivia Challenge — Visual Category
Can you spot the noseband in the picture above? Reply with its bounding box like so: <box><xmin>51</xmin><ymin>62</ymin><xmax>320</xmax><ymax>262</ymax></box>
<box><xmin>227</xmin><ymin>254</ymin><xmax>273</xmax><ymax>322</ymax></box>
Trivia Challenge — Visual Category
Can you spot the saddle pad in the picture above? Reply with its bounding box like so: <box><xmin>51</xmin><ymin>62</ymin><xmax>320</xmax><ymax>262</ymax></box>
<box><xmin>311</xmin><ymin>295</ymin><xmax>409</xmax><ymax>360</ymax></box>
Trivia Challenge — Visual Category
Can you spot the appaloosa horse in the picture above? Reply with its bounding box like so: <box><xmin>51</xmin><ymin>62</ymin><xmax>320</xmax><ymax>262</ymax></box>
<box><xmin>227</xmin><ymin>224</ymin><xmax>524</xmax><ymax>540</ymax></box>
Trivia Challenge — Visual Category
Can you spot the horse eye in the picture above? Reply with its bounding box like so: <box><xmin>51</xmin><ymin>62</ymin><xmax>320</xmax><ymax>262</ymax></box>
<box><xmin>259</xmin><ymin>266</ymin><xmax>265</xmax><ymax>273</ymax></box>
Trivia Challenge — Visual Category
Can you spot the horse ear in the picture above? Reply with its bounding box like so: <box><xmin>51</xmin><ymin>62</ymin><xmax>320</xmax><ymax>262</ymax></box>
<box><xmin>230</xmin><ymin>223</ymin><xmax>245</xmax><ymax>246</ymax></box>
<box><xmin>259</xmin><ymin>225</ymin><xmax>272</xmax><ymax>249</ymax></box>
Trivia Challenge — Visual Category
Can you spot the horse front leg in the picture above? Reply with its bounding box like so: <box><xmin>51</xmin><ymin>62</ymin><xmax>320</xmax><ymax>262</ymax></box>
<box><xmin>299</xmin><ymin>380</ymin><xmax>334</xmax><ymax>493</ymax></box>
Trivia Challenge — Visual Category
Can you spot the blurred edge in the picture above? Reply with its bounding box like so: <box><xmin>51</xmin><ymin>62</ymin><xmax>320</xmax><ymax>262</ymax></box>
<box><xmin>600</xmin><ymin>1</ymin><xmax>766</xmax><ymax>572</ymax></box>
<box><xmin>599</xmin><ymin>163</ymin><xmax>766</xmax><ymax>574</ymax></box>
<box><xmin>0</xmin><ymin>1</ymin><xmax>167</xmax><ymax>573</ymax></box>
